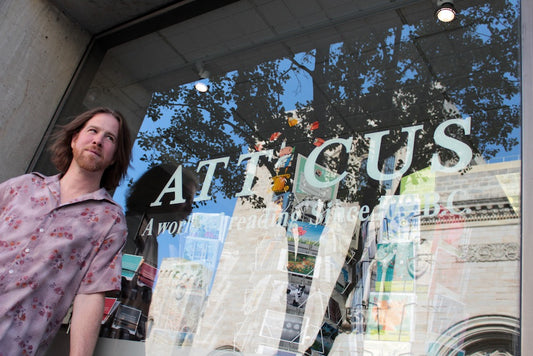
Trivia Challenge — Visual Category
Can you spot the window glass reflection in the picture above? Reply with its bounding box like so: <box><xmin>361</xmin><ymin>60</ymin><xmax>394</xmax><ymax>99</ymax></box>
<box><xmin>99</xmin><ymin>0</ymin><xmax>521</xmax><ymax>354</ymax></box>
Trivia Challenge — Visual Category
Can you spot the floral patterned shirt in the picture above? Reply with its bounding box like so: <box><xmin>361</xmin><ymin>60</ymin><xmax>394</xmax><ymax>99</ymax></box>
<box><xmin>0</xmin><ymin>173</ymin><xmax>126</xmax><ymax>355</ymax></box>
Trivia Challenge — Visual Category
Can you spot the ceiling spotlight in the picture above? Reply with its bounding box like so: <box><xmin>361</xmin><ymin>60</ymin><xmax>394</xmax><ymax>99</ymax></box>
<box><xmin>435</xmin><ymin>0</ymin><xmax>457</xmax><ymax>22</ymax></box>
<box><xmin>195</xmin><ymin>61</ymin><xmax>210</xmax><ymax>93</ymax></box>
<box><xmin>195</xmin><ymin>81</ymin><xmax>209</xmax><ymax>93</ymax></box>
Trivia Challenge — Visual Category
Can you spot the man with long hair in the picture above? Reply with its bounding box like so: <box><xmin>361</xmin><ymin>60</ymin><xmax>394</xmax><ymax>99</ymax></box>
<box><xmin>0</xmin><ymin>107</ymin><xmax>132</xmax><ymax>355</ymax></box>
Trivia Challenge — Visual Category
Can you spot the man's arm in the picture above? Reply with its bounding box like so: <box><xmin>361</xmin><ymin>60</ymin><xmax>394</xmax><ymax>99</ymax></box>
<box><xmin>69</xmin><ymin>292</ymin><xmax>105</xmax><ymax>356</ymax></box>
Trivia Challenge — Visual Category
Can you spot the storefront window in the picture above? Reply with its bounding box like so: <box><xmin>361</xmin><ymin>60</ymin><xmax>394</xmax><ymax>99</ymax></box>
<box><xmin>60</xmin><ymin>0</ymin><xmax>523</xmax><ymax>354</ymax></box>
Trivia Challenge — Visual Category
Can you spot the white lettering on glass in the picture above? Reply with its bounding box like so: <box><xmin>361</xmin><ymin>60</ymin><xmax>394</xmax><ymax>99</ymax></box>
<box><xmin>149</xmin><ymin>118</ymin><xmax>473</xmax><ymax>206</ymax></box>
<box><xmin>365</xmin><ymin>125</ymin><xmax>423</xmax><ymax>181</ymax></box>
<box><xmin>150</xmin><ymin>165</ymin><xmax>185</xmax><ymax>207</ymax></box>
<box><xmin>195</xmin><ymin>157</ymin><xmax>230</xmax><ymax>201</ymax></box>
<box><xmin>304</xmin><ymin>137</ymin><xmax>352</xmax><ymax>188</ymax></box>
<box><xmin>431</xmin><ymin>117</ymin><xmax>473</xmax><ymax>173</ymax></box>
<box><xmin>235</xmin><ymin>150</ymin><xmax>273</xmax><ymax>197</ymax></box>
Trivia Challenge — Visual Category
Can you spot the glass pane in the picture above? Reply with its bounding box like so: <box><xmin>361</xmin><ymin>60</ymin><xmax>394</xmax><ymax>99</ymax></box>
<box><xmin>94</xmin><ymin>0</ymin><xmax>521</xmax><ymax>354</ymax></box>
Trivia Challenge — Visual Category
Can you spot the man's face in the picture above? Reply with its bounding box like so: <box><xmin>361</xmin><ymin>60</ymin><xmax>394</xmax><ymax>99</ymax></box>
<box><xmin>71</xmin><ymin>113</ymin><xmax>120</xmax><ymax>174</ymax></box>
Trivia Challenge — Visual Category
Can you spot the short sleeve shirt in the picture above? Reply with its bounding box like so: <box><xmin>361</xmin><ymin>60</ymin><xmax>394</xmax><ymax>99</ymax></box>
<box><xmin>0</xmin><ymin>173</ymin><xmax>126</xmax><ymax>356</ymax></box>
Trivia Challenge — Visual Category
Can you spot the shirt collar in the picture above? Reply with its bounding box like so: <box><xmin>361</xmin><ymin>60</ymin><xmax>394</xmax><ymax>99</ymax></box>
<box><xmin>32</xmin><ymin>172</ymin><xmax>120</xmax><ymax>207</ymax></box>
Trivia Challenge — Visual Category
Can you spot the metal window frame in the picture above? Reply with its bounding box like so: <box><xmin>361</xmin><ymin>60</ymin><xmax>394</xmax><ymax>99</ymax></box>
<box><xmin>521</xmin><ymin>0</ymin><xmax>532</xmax><ymax>351</ymax></box>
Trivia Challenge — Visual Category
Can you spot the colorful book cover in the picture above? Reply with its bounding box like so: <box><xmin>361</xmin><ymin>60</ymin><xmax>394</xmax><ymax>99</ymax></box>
<box><xmin>366</xmin><ymin>292</ymin><xmax>415</xmax><ymax>342</ymax></box>
<box><xmin>280</xmin><ymin>313</ymin><xmax>304</xmax><ymax>344</ymax></box>
<box><xmin>182</xmin><ymin>236</ymin><xmax>221</xmax><ymax>270</ymax></box>
<box><xmin>400</xmin><ymin>166</ymin><xmax>436</xmax><ymax>211</ymax></box>
<box><xmin>147</xmin><ymin>258</ymin><xmax>209</xmax><ymax>345</ymax></box>
<box><xmin>292</xmin><ymin>154</ymin><xmax>339</xmax><ymax>201</ymax></box>
<box><xmin>334</xmin><ymin>266</ymin><xmax>352</xmax><ymax>294</ymax></box>
<box><xmin>287</xmin><ymin>251</ymin><xmax>316</xmax><ymax>277</ymax></box>
<box><xmin>122</xmin><ymin>254</ymin><xmax>144</xmax><ymax>279</ymax></box>
<box><xmin>310</xmin><ymin>322</ymin><xmax>338</xmax><ymax>355</ymax></box>
<box><xmin>286</xmin><ymin>220</ymin><xmax>324</xmax><ymax>256</ymax></box>
<box><xmin>326</xmin><ymin>299</ymin><xmax>342</xmax><ymax>324</ymax></box>
<box><xmin>379</xmin><ymin>195</ymin><xmax>420</xmax><ymax>242</ymax></box>
<box><xmin>286</xmin><ymin>275</ymin><xmax>311</xmax><ymax>311</ymax></box>
<box><xmin>375</xmin><ymin>242</ymin><xmax>415</xmax><ymax>292</ymax></box>
<box><xmin>138</xmin><ymin>261</ymin><xmax>158</xmax><ymax>288</ymax></box>
<box><xmin>102</xmin><ymin>297</ymin><xmax>119</xmax><ymax>324</ymax></box>
<box><xmin>187</xmin><ymin>212</ymin><xmax>227</xmax><ymax>240</ymax></box>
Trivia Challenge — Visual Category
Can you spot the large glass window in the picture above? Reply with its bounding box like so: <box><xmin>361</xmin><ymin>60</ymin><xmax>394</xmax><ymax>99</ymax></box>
<box><xmin>46</xmin><ymin>0</ymin><xmax>523</xmax><ymax>354</ymax></box>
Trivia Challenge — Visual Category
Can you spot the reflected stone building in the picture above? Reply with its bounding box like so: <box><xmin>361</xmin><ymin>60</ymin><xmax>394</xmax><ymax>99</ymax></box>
<box><xmin>143</xmin><ymin>159</ymin><xmax>520</xmax><ymax>355</ymax></box>
<box><xmin>339</xmin><ymin>159</ymin><xmax>521</xmax><ymax>355</ymax></box>
<box><xmin>417</xmin><ymin>159</ymin><xmax>520</xmax><ymax>355</ymax></box>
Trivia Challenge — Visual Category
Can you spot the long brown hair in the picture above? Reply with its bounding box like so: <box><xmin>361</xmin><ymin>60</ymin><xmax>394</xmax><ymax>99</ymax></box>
<box><xmin>50</xmin><ymin>107</ymin><xmax>133</xmax><ymax>190</ymax></box>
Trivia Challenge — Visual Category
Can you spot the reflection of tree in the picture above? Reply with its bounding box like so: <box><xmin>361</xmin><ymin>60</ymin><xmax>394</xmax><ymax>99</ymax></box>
<box><xmin>133</xmin><ymin>3</ymin><xmax>519</xmax><ymax>353</ymax></box>
<box><xmin>137</xmin><ymin>0</ymin><xmax>519</xmax><ymax>209</ymax></box>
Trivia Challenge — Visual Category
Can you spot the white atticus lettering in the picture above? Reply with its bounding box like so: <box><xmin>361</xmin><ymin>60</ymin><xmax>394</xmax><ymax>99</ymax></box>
<box><xmin>150</xmin><ymin>118</ymin><xmax>472</xmax><ymax>206</ymax></box>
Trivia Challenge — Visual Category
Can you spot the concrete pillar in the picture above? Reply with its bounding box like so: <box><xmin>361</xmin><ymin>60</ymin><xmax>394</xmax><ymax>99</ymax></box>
<box><xmin>0</xmin><ymin>0</ymin><xmax>90</xmax><ymax>182</ymax></box>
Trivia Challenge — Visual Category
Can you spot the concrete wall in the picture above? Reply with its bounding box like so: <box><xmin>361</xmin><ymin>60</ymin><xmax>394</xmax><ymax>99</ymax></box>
<box><xmin>0</xmin><ymin>0</ymin><xmax>90</xmax><ymax>183</ymax></box>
